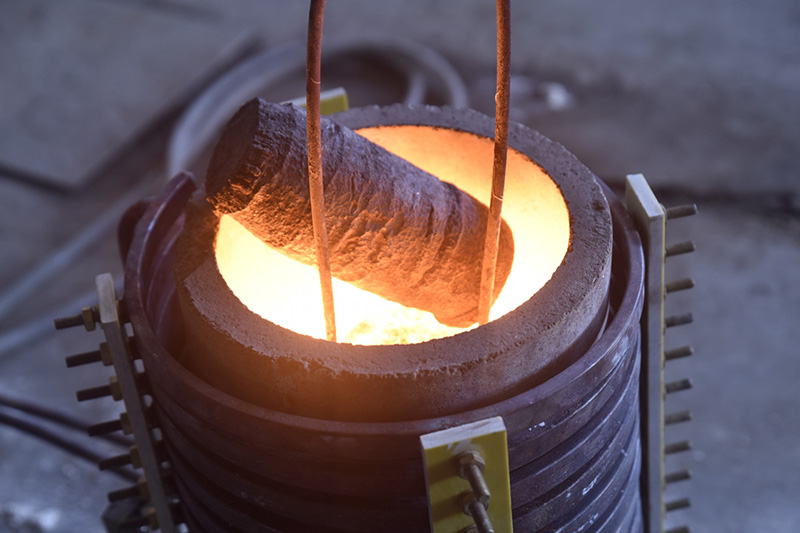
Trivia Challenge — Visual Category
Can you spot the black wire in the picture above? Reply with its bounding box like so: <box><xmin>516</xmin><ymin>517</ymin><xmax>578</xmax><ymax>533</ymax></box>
<box><xmin>0</xmin><ymin>391</ymin><xmax>134</xmax><ymax>447</ymax></box>
<box><xmin>0</xmin><ymin>408</ymin><xmax>138</xmax><ymax>482</ymax></box>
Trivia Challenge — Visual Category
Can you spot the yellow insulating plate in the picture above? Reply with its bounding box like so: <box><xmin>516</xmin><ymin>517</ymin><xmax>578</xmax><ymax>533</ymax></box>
<box><xmin>285</xmin><ymin>87</ymin><xmax>349</xmax><ymax>115</ymax></box>
<box><xmin>420</xmin><ymin>416</ymin><xmax>513</xmax><ymax>533</ymax></box>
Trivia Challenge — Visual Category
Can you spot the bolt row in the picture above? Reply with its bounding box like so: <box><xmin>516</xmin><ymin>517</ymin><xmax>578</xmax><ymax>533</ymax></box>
<box><xmin>55</xmin><ymin>295</ymin><xmax>176</xmax><ymax>532</ymax></box>
<box><xmin>662</xmin><ymin>203</ymin><xmax>697</xmax><ymax>531</ymax></box>
<box><xmin>456</xmin><ymin>450</ymin><xmax>494</xmax><ymax>533</ymax></box>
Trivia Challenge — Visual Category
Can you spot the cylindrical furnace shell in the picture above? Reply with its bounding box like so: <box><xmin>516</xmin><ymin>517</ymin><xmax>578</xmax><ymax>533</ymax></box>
<box><xmin>172</xmin><ymin>105</ymin><xmax>614</xmax><ymax>422</ymax></box>
<box><xmin>205</xmin><ymin>98</ymin><xmax>514</xmax><ymax>327</ymax></box>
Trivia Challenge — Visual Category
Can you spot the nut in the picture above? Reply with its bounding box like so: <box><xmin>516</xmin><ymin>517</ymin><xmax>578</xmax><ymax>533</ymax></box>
<box><xmin>456</xmin><ymin>450</ymin><xmax>486</xmax><ymax>477</ymax></box>
<box><xmin>460</xmin><ymin>491</ymin><xmax>487</xmax><ymax>514</ymax></box>
<box><xmin>81</xmin><ymin>306</ymin><xmax>97</xmax><ymax>331</ymax></box>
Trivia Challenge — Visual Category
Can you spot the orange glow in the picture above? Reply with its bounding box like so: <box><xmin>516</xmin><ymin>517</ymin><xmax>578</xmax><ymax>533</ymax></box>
<box><xmin>215</xmin><ymin>126</ymin><xmax>570</xmax><ymax>345</ymax></box>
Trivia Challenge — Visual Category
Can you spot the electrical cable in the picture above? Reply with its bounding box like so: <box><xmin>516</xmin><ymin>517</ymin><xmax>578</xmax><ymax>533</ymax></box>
<box><xmin>0</xmin><ymin>407</ymin><xmax>137</xmax><ymax>482</ymax></box>
<box><xmin>0</xmin><ymin>391</ymin><xmax>133</xmax><ymax>447</ymax></box>
<box><xmin>166</xmin><ymin>37</ymin><xmax>468</xmax><ymax>177</ymax></box>
<box><xmin>0</xmin><ymin>174</ymin><xmax>156</xmax><ymax>351</ymax></box>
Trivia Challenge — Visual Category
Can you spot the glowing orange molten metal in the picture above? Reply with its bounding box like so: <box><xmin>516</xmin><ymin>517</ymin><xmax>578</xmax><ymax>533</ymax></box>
<box><xmin>215</xmin><ymin>126</ymin><xmax>570</xmax><ymax>345</ymax></box>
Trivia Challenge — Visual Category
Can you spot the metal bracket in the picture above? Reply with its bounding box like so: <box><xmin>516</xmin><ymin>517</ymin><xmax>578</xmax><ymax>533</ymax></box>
<box><xmin>95</xmin><ymin>273</ymin><xmax>176</xmax><ymax>532</ymax></box>
<box><xmin>626</xmin><ymin>174</ymin><xmax>696</xmax><ymax>533</ymax></box>
<box><xmin>60</xmin><ymin>273</ymin><xmax>177</xmax><ymax>532</ymax></box>
<box><xmin>421</xmin><ymin>416</ymin><xmax>512</xmax><ymax>533</ymax></box>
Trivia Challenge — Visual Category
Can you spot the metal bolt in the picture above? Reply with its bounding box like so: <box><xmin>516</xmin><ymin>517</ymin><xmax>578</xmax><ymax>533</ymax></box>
<box><xmin>665</xmin><ymin>346</ymin><xmax>694</xmax><ymax>361</ymax></box>
<box><xmin>665</xmin><ymin>277</ymin><xmax>695</xmax><ymax>293</ymax></box>
<box><xmin>107</xmin><ymin>478</ymin><xmax>149</xmax><ymax>503</ymax></box>
<box><xmin>53</xmin><ymin>314</ymin><xmax>84</xmax><ymax>330</ymax></box>
<box><xmin>107</xmin><ymin>484</ymin><xmax>140</xmax><ymax>502</ymax></box>
<box><xmin>665</xmin><ymin>204</ymin><xmax>698</xmax><ymax>220</ymax></box>
<box><xmin>665</xmin><ymin>440</ymin><xmax>692</xmax><ymax>455</ymax></box>
<box><xmin>456</xmin><ymin>451</ymin><xmax>494</xmax><ymax>533</ymax></box>
<box><xmin>665</xmin><ymin>241</ymin><xmax>696</xmax><ymax>257</ymax></box>
<box><xmin>98</xmin><ymin>451</ymin><xmax>134</xmax><ymax>471</ymax></box>
<box><xmin>665</xmin><ymin>313</ymin><xmax>694</xmax><ymax>328</ymax></box>
<box><xmin>456</xmin><ymin>450</ymin><xmax>491</xmax><ymax>507</ymax></box>
<box><xmin>665</xmin><ymin>409</ymin><xmax>693</xmax><ymax>425</ymax></box>
<box><xmin>98</xmin><ymin>446</ymin><xmax>140</xmax><ymax>471</ymax></box>
<box><xmin>460</xmin><ymin>492</ymin><xmax>494</xmax><ymax>533</ymax></box>
<box><xmin>665</xmin><ymin>469</ymin><xmax>692</xmax><ymax>484</ymax></box>
<box><xmin>53</xmin><ymin>306</ymin><xmax>98</xmax><ymax>331</ymax></box>
<box><xmin>78</xmin><ymin>376</ymin><xmax>134</xmax><ymax>403</ymax></box>
<box><xmin>665</xmin><ymin>379</ymin><xmax>693</xmax><ymax>395</ymax></box>
<box><xmin>65</xmin><ymin>349</ymin><xmax>102</xmax><ymax>368</ymax></box>
<box><xmin>666</xmin><ymin>526</ymin><xmax>691</xmax><ymax>533</ymax></box>
<box><xmin>666</xmin><ymin>498</ymin><xmax>691</xmax><ymax>512</ymax></box>
<box><xmin>87</xmin><ymin>418</ymin><xmax>123</xmax><ymax>436</ymax></box>
<box><xmin>76</xmin><ymin>384</ymin><xmax>114</xmax><ymax>402</ymax></box>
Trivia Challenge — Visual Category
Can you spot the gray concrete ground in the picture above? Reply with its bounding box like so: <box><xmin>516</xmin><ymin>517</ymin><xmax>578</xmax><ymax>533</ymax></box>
<box><xmin>1</xmin><ymin>1</ymin><xmax>798</xmax><ymax>531</ymax></box>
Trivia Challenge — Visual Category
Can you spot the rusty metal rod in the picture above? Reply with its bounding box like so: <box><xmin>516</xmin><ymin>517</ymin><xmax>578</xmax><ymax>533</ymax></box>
<box><xmin>478</xmin><ymin>0</ymin><xmax>511</xmax><ymax>325</ymax></box>
<box><xmin>306</xmin><ymin>0</ymin><xmax>336</xmax><ymax>341</ymax></box>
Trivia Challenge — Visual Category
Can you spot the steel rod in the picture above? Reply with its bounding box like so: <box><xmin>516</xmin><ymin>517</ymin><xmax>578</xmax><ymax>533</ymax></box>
<box><xmin>478</xmin><ymin>0</ymin><xmax>512</xmax><ymax>325</ymax></box>
<box><xmin>306</xmin><ymin>0</ymin><xmax>336</xmax><ymax>341</ymax></box>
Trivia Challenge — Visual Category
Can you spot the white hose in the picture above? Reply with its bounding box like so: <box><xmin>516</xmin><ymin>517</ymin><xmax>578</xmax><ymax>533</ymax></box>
<box><xmin>166</xmin><ymin>37</ymin><xmax>468</xmax><ymax>178</ymax></box>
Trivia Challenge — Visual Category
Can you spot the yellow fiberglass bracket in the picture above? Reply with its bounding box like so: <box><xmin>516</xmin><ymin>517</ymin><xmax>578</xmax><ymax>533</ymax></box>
<box><xmin>285</xmin><ymin>86</ymin><xmax>349</xmax><ymax>115</ymax></box>
<box><xmin>421</xmin><ymin>416</ymin><xmax>513</xmax><ymax>533</ymax></box>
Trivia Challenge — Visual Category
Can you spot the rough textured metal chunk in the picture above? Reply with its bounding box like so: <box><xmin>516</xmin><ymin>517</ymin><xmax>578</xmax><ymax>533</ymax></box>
<box><xmin>205</xmin><ymin>98</ymin><xmax>514</xmax><ymax>327</ymax></box>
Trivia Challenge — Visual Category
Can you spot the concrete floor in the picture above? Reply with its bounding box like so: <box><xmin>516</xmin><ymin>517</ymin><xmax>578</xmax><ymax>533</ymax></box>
<box><xmin>1</xmin><ymin>0</ymin><xmax>798</xmax><ymax>531</ymax></box>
